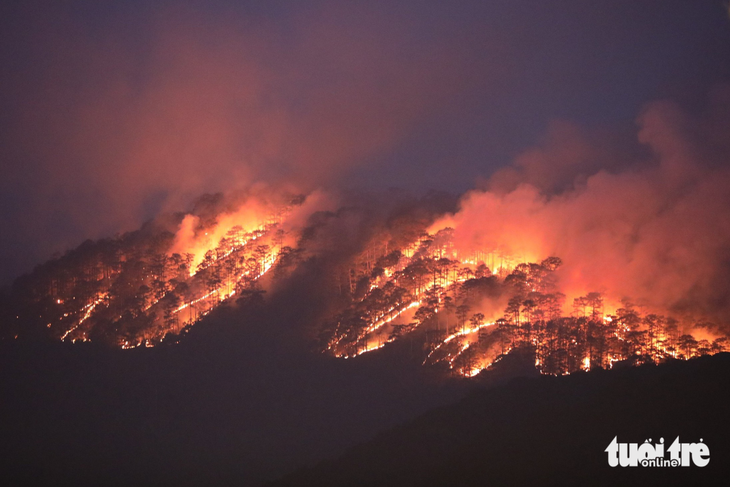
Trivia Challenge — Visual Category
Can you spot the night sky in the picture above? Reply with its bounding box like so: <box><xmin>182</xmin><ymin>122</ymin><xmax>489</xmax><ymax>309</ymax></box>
<box><xmin>2</xmin><ymin>0</ymin><xmax>730</xmax><ymax>284</ymax></box>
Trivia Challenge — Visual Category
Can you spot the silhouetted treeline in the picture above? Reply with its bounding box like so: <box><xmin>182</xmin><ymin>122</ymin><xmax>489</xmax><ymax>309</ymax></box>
<box><xmin>0</xmin><ymin>191</ymin><xmax>301</xmax><ymax>347</ymax></box>
<box><xmin>320</xmin><ymin>229</ymin><xmax>727</xmax><ymax>376</ymax></box>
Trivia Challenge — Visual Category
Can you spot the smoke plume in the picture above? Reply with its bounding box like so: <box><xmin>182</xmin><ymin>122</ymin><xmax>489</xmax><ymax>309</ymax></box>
<box><xmin>431</xmin><ymin>90</ymin><xmax>730</xmax><ymax>332</ymax></box>
<box><xmin>0</xmin><ymin>1</ymin><xmax>480</xmax><ymax>282</ymax></box>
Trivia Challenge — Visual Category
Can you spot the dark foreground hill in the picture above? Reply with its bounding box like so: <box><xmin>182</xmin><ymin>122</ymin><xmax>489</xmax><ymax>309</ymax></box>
<box><xmin>0</xmin><ymin>276</ymin><xmax>472</xmax><ymax>487</ymax></box>
<box><xmin>269</xmin><ymin>353</ymin><xmax>730</xmax><ymax>487</ymax></box>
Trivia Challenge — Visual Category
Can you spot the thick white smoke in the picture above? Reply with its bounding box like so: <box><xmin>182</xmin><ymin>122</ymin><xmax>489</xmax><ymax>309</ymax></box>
<box><xmin>431</xmin><ymin>92</ymin><xmax>730</xmax><ymax>333</ymax></box>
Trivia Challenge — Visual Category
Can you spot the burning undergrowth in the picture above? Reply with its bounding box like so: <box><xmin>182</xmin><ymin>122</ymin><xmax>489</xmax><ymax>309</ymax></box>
<box><xmin>1</xmin><ymin>185</ymin><xmax>728</xmax><ymax>378</ymax></box>
<box><xmin>319</xmin><ymin>96</ymin><xmax>730</xmax><ymax>377</ymax></box>
<box><xmin>319</xmin><ymin>225</ymin><xmax>728</xmax><ymax>377</ymax></box>
<box><xmin>0</xmin><ymin>188</ymin><xmax>333</xmax><ymax>347</ymax></box>
<box><xmin>2</xmin><ymin>96</ymin><xmax>730</xmax><ymax>380</ymax></box>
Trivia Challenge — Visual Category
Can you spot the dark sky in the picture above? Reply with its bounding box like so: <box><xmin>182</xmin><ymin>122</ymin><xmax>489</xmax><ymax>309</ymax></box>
<box><xmin>1</xmin><ymin>0</ymin><xmax>730</xmax><ymax>284</ymax></box>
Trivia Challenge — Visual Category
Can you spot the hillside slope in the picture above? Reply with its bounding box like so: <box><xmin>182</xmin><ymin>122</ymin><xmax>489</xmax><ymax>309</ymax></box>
<box><xmin>270</xmin><ymin>353</ymin><xmax>730</xmax><ymax>487</ymax></box>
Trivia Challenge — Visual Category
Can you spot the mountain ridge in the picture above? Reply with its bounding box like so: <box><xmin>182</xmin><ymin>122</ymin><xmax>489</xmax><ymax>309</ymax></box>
<box><xmin>268</xmin><ymin>353</ymin><xmax>730</xmax><ymax>487</ymax></box>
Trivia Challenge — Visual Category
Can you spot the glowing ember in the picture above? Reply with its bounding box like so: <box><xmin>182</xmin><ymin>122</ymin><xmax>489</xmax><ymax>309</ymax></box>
<box><xmin>321</xmin><ymin>228</ymin><xmax>728</xmax><ymax>377</ymax></box>
<box><xmin>11</xmin><ymin>192</ymin><xmax>317</xmax><ymax>348</ymax></box>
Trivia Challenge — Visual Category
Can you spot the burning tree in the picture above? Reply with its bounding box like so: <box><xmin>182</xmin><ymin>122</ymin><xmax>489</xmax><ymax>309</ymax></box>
<box><xmin>1</xmin><ymin>191</ymin><xmax>307</xmax><ymax>348</ymax></box>
<box><xmin>320</xmin><ymin>228</ymin><xmax>728</xmax><ymax>377</ymax></box>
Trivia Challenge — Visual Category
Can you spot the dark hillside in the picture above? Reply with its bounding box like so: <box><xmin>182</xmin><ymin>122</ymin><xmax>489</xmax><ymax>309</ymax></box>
<box><xmin>0</xmin><ymin>269</ymin><xmax>471</xmax><ymax>487</ymax></box>
<box><xmin>270</xmin><ymin>353</ymin><xmax>730</xmax><ymax>487</ymax></box>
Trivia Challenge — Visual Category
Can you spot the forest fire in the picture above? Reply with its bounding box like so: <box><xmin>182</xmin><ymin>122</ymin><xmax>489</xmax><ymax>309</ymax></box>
<box><xmin>3</xmin><ymin>3</ymin><xmax>730</xmax><ymax>486</ymax></box>
<box><xmin>320</xmin><ymin>225</ymin><xmax>728</xmax><ymax>378</ymax></box>
<box><xmin>2</xmin><ymin>180</ymin><xmax>729</xmax><ymax>379</ymax></box>
<box><xmin>313</xmin><ymin>93</ymin><xmax>730</xmax><ymax>379</ymax></box>
<box><xmin>1</xmin><ymin>191</ymin><xmax>314</xmax><ymax>348</ymax></box>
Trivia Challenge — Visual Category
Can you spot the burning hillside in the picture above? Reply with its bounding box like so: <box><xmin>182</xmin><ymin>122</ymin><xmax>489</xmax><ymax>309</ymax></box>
<box><xmin>1</xmin><ymin>181</ymin><xmax>728</xmax><ymax>378</ymax></box>
<box><xmin>319</xmin><ymin>227</ymin><xmax>728</xmax><ymax>377</ymax></box>
<box><xmin>0</xmin><ymin>189</ymin><xmax>334</xmax><ymax>348</ymax></box>
<box><xmin>318</xmin><ymin>99</ymin><xmax>730</xmax><ymax>377</ymax></box>
<box><xmin>3</xmin><ymin>95</ymin><xmax>730</xmax><ymax>377</ymax></box>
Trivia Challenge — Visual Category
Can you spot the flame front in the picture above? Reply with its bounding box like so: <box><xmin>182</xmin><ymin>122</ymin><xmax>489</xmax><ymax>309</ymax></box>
<box><xmin>321</xmin><ymin>227</ymin><xmax>728</xmax><ymax>377</ymax></box>
<box><xmin>33</xmin><ymin>192</ymin><xmax>307</xmax><ymax>348</ymax></box>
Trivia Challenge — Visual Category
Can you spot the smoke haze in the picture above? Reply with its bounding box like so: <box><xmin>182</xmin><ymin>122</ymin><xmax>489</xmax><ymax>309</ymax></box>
<box><xmin>1</xmin><ymin>0</ymin><xmax>729</xmax><ymax>283</ymax></box>
<box><xmin>431</xmin><ymin>91</ymin><xmax>730</xmax><ymax>331</ymax></box>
